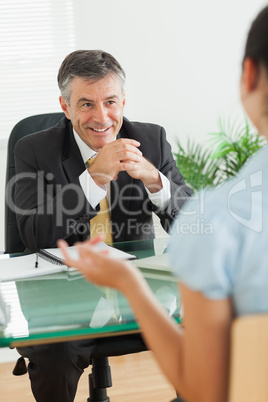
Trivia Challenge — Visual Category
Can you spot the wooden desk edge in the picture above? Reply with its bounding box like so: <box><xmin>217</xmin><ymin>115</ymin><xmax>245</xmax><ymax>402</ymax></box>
<box><xmin>9</xmin><ymin>328</ymin><xmax>142</xmax><ymax>348</ymax></box>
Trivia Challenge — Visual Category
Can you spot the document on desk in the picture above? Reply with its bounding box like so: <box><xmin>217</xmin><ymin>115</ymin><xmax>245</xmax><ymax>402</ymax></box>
<box><xmin>0</xmin><ymin>243</ymin><xmax>135</xmax><ymax>282</ymax></box>
<box><xmin>133</xmin><ymin>253</ymin><xmax>176</xmax><ymax>282</ymax></box>
<box><xmin>38</xmin><ymin>242</ymin><xmax>136</xmax><ymax>264</ymax></box>
<box><xmin>0</xmin><ymin>253</ymin><xmax>69</xmax><ymax>282</ymax></box>
<box><xmin>134</xmin><ymin>253</ymin><xmax>170</xmax><ymax>271</ymax></box>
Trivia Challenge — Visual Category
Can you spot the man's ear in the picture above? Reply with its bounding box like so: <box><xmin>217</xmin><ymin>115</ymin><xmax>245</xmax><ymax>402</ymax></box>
<box><xmin>242</xmin><ymin>58</ymin><xmax>259</xmax><ymax>92</ymax></box>
<box><xmin>59</xmin><ymin>96</ymin><xmax>71</xmax><ymax>119</ymax></box>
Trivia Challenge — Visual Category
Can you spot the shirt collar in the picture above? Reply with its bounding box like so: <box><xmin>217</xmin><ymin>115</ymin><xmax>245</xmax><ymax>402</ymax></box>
<box><xmin>73</xmin><ymin>129</ymin><xmax>118</xmax><ymax>164</ymax></box>
<box><xmin>73</xmin><ymin>129</ymin><xmax>96</xmax><ymax>163</ymax></box>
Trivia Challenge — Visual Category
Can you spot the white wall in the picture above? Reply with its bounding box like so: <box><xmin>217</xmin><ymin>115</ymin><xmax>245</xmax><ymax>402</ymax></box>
<box><xmin>0</xmin><ymin>0</ymin><xmax>267</xmax><ymax>250</ymax></box>
<box><xmin>73</xmin><ymin>0</ymin><xmax>267</xmax><ymax>147</ymax></box>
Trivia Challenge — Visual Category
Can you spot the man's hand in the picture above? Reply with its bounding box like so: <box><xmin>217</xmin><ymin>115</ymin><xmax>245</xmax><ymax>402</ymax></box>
<box><xmin>88</xmin><ymin>138</ymin><xmax>142</xmax><ymax>186</ymax></box>
<box><xmin>125</xmin><ymin>157</ymin><xmax>163</xmax><ymax>193</ymax></box>
<box><xmin>88</xmin><ymin>138</ymin><xmax>163</xmax><ymax>193</ymax></box>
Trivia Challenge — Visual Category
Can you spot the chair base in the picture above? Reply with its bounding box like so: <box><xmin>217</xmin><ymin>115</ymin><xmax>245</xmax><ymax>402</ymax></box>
<box><xmin>12</xmin><ymin>356</ymin><xmax>27</xmax><ymax>376</ymax></box>
<box><xmin>88</xmin><ymin>357</ymin><xmax>112</xmax><ymax>402</ymax></box>
<box><xmin>88</xmin><ymin>374</ymin><xmax>110</xmax><ymax>402</ymax></box>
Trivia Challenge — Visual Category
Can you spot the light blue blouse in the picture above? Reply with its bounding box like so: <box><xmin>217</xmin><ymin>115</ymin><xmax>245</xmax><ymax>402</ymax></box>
<box><xmin>168</xmin><ymin>145</ymin><xmax>268</xmax><ymax>316</ymax></box>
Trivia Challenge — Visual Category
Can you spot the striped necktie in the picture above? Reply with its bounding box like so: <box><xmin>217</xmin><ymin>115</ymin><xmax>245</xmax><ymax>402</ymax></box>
<box><xmin>87</xmin><ymin>158</ymin><xmax>113</xmax><ymax>244</ymax></box>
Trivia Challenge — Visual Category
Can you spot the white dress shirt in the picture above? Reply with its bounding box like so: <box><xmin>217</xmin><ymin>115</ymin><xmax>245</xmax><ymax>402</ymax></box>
<box><xmin>73</xmin><ymin>130</ymin><xmax>171</xmax><ymax>210</ymax></box>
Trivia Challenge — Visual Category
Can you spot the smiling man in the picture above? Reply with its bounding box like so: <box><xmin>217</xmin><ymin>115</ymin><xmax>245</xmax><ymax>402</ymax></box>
<box><xmin>60</xmin><ymin>75</ymin><xmax>126</xmax><ymax>150</ymax></box>
<box><xmin>15</xmin><ymin>50</ymin><xmax>191</xmax><ymax>252</ymax></box>
<box><xmin>13</xmin><ymin>50</ymin><xmax>192</xmax><ymax>401</ymax></box>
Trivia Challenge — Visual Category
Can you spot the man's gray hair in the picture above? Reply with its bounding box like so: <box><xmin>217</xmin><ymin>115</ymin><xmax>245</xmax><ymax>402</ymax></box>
<box><xmin>57</xmin><ymin>50</ymin><xmax>126</xmax><ymax>104</ymax></box>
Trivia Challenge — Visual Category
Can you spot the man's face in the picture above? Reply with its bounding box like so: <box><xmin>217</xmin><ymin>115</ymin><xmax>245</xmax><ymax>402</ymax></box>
<box><xmin>60</xmin><ymin>75</ymin><xmax>125</xmax><ymax>151</ymax></box>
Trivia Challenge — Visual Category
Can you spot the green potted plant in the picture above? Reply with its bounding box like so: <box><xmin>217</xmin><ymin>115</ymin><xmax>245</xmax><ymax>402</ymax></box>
<box><xmin>174</xmin><ymin>117</ymin><xmax>266</xmax><ymax>192</ymax></box>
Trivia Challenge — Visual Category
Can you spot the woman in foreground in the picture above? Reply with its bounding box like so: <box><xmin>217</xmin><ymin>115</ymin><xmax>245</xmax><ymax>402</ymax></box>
<box><xmin>58</xmin><ymin>7</ymin><xmax>268</xmax><ymax>402</ymax></box>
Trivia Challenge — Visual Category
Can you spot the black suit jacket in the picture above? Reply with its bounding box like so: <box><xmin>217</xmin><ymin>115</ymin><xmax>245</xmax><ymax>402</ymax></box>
<box><xmin>14</xmin><ymin>117</ymin><xmax>192</xmax><ymax>251</ymax></box>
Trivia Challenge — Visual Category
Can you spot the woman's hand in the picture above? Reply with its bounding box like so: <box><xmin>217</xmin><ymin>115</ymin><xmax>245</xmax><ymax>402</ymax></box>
<box><xmin>57</xmin><ymin>235</ymin><xmax>140</xmax><ymax>293</ymax></box>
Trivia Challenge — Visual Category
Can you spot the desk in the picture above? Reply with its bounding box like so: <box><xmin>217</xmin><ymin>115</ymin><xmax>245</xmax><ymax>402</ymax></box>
<box><xmin>0</xmin><ymin>238</ymin><xmax>180</xmax><ymax>348</ymax></box>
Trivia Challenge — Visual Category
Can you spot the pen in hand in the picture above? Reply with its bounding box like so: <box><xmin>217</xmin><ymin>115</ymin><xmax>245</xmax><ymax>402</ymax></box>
<box><xmin>35</xmin><ymin>254</ymin><xmax>38</xmax><ymax>268</ymax></box>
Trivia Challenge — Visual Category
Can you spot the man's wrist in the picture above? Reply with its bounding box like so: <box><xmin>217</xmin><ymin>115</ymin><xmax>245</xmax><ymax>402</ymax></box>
<box><xmin>144</xmin><ymin>171</ymin><xmax>171</xmax><ymax>210</ymax></box>
<box><xmin>88</xmin><ymin>167</ymin><xmax>106</xmax><ymax>187</ymax></box>
<box><xmin>144</xmin><ymin>171</ymin><xmax>163</xmax><ymax>193</ymax></box>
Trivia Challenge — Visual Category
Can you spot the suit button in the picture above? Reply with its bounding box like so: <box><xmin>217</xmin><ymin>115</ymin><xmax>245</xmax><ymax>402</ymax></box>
<box><xmin>171</xmin><ymin>209</ymin><xmax>178</xmax><ymax>217</ymax></box>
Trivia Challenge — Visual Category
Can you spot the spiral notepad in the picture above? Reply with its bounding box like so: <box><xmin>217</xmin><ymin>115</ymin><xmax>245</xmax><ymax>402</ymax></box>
<box><xmin>38</xmin><ymin>249</ymin><xmax>64</xmax><ymax>265</ymax></box>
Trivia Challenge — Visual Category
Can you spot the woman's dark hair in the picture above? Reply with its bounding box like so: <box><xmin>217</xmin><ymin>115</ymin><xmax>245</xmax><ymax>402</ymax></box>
<box><xmin>244</xmin><ymin>6</ymin><xmax>268</xmax><ymax>70</ymax></box>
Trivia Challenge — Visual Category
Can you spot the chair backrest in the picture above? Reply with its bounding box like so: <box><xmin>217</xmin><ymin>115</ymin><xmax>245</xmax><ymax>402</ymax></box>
<box><xmin>228</xmin><ymin>314</ymin><xmax>268</xmax><ymax>402</ymax></box>
<box><xmin>5</xmin><ymin>112</ymin><xmax>65</xmax><ymax>253</ymax></box>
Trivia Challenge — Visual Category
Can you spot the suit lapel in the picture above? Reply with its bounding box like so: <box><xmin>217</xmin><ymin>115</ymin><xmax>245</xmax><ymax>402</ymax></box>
<box><xmin>61</xmin><ymin>122</ymin><xmax>85</xmax><ymax>182</ymax></box>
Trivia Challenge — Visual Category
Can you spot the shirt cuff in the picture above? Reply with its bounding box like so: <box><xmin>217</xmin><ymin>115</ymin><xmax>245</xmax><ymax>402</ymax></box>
<box><xmin>79</xmin><ymin>169</ymin><xmax>106</xmax><ymax>209</ymax></box>
<box><xmin>145</xmin><ymin>171</ymin><xmax>171</xmax><ymax>210</ymax></box>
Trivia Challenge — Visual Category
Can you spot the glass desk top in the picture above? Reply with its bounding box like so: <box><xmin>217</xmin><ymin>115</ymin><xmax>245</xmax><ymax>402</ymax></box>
<box><xmin>0</xmin><ymin>238</ymin><xmax>181</xmax><ymax>347</ymax></box>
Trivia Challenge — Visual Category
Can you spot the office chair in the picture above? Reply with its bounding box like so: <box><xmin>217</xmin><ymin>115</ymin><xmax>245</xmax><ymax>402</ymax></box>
<box><xmin>228</xmin><ymin>314</ymin><xmax>268</xmax><ymax>402</ymax></box>
<box><xmin>5</xmin><ymin>113</ymin><xmax>149</xmax><ymax>401</ymax></box>
<box><xmin>5</xmin><ymin>113</ymin><xmax>65</xmax><ymax>254</ymax></box>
